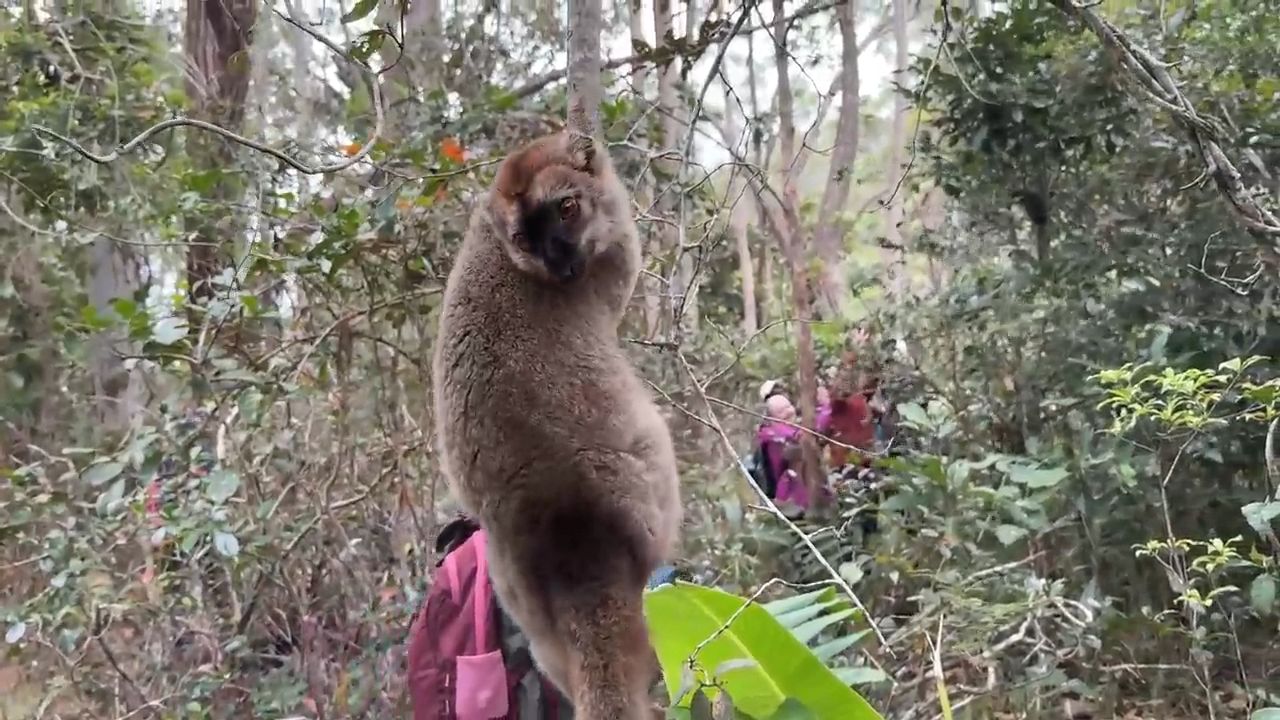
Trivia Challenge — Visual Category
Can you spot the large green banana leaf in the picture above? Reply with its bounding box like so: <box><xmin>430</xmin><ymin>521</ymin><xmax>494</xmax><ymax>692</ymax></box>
<box><xmin>644</xmin><ymin>582</ymin><xmax>884</xmax><ymax>720</ymax></box>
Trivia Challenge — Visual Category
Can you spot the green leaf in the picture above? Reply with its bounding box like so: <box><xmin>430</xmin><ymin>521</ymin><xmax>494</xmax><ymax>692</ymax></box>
<box><xmin>206</xmin><ymin>469</ymin><xmax>240</xmax><ymax>505</ymax></box>
<box><xmin>101</xmin><ymin>478</ymin><xmax>125</xmax><ymax>506</ymax></box>
<box><xmin>1251</xmin><ymin>710</ymin><xmax>1280</xmax><ymax>720</ymax></box>
<box><xmin>644</xmin><ymin>583</ymin><xmax>882</xmax><ymax>720</ymax></box>
<box><xmin>1242</xmin><ymin>501</ymin><xmax>1280</xmax><ymax>537</ymax></box>
<box><xmin>1249</xmin><ymin>575</ymin><xmax>1277</xmax><ymax>616</ymax></box>
<box><xmin>239</xmin><ymin>293</ymin><xmax>261</xmax><ymax>315</ymax></box>
<box><xmin>712</xmin><ymin>658</ymin><xmax>759</xmax><ymax>678</ymax></box>
<box><xmin>765</xmin><ymin>699</ymin><xmax>818</xmax><ymax>720</ymax></box>
<box><xmin>350</xmin><ymin>28</ymin><xmax>388</xmax><ymax>62</ymax></box>
<box><xmin>968</xmin><ymin>454</ymin><xmax>1006</xmax><ymax>470</ymax></box>
<box><xmin>82</xmin><ymin>461</ymin><xmax>124</xmax><ymax>487</ymax></box>
<box><xmin>110</xmin><ymin>297</ymin><xmax>140</xmax><ymax>319</ymax></box>
<box><xmin>185</xmin><ymin>168</ymin><xmax>223</xmax><ymax>194</ymax></box>
<box><xmin>152</xmin><ymin>316</ymin><xmax>188</xmax><ymax>345</ymax></box>
<box><xmin>1148</xmin><ymin>326</ymin><xmax>1170</xmax><ymax>362</ymax></box>
<box><xmin>1244</xmin><ymin>384</ymin><xmax>1279</xmax><ymax>406</ymax></box>
<box><xmin>213</xmin><ymin>531</ymin><xmax>240</xmax><ymax>558</ymax></box>
<box><xmin>832</xmin><ymin>667</ymin><xmax>891</xmax><ymax>686</ymax></box>
<box><xmin>773</xmin><ymin>599</ymin><xmax>838</xmax><ymax>630</ymax></box>
<box><xmin>792</xmin><ymin>609</ymin><xmax>856</xmax><ymax>645</ymax></box>
<box><xmin>995</xmin><ymin>524</ymin><xmax>1028</xmax><ymax>546</ymax></box>
<box><xmin>811</xmin><ymin>632</ymin><xmax>868</xmax><ymax>662</ymax></box>
<box><xmin>760</xmin><ymin>588</ymin><xmax>830</xmax><ymax>616</ymax></box>
<box><xmin>1007</xmin><ymin>464</ymin><xmax>1068</xmax><ymax>488</ymax></box>
<box><xmin>1218</xmin><ymin>357</ymin><xmax>1245</xmax><ymax>373</ymax></box>
<box><xmin>897</xmin><ymin>402</ymin><xmax>928</xmax><ymax>428</ymax></box>
<box><xmin>80</xmin><ymin>304</ymin><xmax>113</xmax><ymax>330</ymax></box>
<box><xmin>5</xmin><ymin>621</ymin><xmax>27</xmax><ymax>644</ymax></box>
<box><xmin>341</xmin><ymin>0</ymin><xmax>378</xmax><ymax>23</ymax></box>
<box><xmin>486</xmin><ymin>87</ymin><xmax>518</xmax><ymax>111</ymax></box>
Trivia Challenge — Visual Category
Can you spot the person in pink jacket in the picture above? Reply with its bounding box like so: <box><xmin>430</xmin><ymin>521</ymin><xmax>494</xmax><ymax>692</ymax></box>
<box><xmin>756</xmin><ymin>394</ymin><xmax>800</xmax><ymax>500</ymax></box>
<box><xmin>756</xmin><ymin>394</ymin><xmax>831</xmax><ymax>515</ymax></box>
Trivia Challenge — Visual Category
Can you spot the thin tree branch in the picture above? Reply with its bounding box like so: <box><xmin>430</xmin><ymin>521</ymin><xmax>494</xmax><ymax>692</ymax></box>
<box><xmin>672</xmin><ymin>0</ymin><xmax>756</xmax><ymax>326</ymax></box>
<box><xmin>0</xmin><ymin>195</ymin><xmax>55</xmax><ymax>235</ymax></box>
<box><xmin>33</xmin><ymin>9</ymin><xmax>384</xmax><ymax>176</ymax></box>
<box><xmin>885</xmin><ymin>0</ymin><xmax>949</xmax><ymax>209</ymax></box>
<box><xmin>510</xmin><ymin>0</ymin><xmax>845</xmax><ymax>100</ymax></box>
<box><xmin>1048</xmin><ymin>0</ymin><xmax>1280</xmax><ymax>245</ymax></box>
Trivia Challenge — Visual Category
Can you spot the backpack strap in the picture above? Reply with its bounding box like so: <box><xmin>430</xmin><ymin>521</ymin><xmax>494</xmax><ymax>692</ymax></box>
<box><xmin>757</xmin><ymin>442</ymin><xmax>779</xmax><ymax>499</ymax></box>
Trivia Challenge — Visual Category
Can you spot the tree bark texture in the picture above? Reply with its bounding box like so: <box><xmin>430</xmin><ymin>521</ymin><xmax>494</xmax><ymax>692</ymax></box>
<box><xmin>86</xmin><ymin>238</ymin><xmax>145</xmax><ymax>431</ymax></box>
<box><xmin>746</xmin><ymin>32</ymin><xmax>775</xmax><ymax>324</ymax></box>
<box><xmin>377</xmin><ymin>0</ymin><xmax>443</xmax><ymax>100</ymax></box>
<box><xmin>675</xmin><ymin>0</ymin><xmax>706</xmax><ymax>335</ymax></box>
<box><xmin>674</xmin><ymin>0</ymin><xmax>701</xmax><ymax>337</ymax></box>
<box><xmin>183</xmin><ymin>0</ymin><xmax>256</xmax><ymax>309</ymax></box>
<box><xmin>810</xmin><ymin>0</ymin><xmax>861</xmax><ymax>316</ymax></box>
<box><xmin>769</xmin><ymin>0</ymin><xmax>824</xmax><ymax>505</ymax></box>
<box><xmin>567</xmin><ymin>0</ymin><xmax>604</xmax><ymax>135</ymax></box>
<box><xmin>724</xmin><ymin>105</ymin><xmax>759</xmax><ymax>335</ymax></box>
<box><xmin>881</xmin><ymin>0</ymin><xmax>909</xmax><ymax>296</ymax></box>
<box><xmin>652</xmin><ymin>0</ymin><xmax>683</xmax><ymax>340</ymax></box>
<box><xmin>629</xmin><ymin>0</ymin><xmax>663</xmax><ymax>335</ymax></box>
<box><xmin>716</xmin><ymin>0</ymin><xmax>758</xmax><ymax>335</ymax></box>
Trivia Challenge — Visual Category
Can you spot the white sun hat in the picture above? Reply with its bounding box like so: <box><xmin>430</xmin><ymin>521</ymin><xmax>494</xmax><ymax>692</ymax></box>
<box><xmin>758</xmin><ymin>379</ymin><xmax>783</xmax><ymax>402</ymax></box>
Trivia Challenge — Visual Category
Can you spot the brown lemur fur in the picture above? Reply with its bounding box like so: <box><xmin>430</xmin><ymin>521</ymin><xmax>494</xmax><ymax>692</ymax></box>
<box><xmin>431</xmin><ymin>112</ymin><xmax>682</xmax><ymax>719</ymax></box>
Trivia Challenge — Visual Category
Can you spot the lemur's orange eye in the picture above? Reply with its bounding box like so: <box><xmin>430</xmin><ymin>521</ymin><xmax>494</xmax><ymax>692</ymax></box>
<box><xmin>559</xmin><ymin>197</ymin><xmax>578</xmax><ymax>219</ymax></box>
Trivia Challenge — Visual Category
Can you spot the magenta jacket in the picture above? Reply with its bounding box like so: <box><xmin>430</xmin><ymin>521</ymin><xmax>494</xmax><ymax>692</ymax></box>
<box><xmin>756</xmin><ymin>419</ymin><xmax>799</xmax><ymax>487</ymax></box>
<box><xmin>756</xmin><ymin>418</ymin><xmax>831</xmax><ymax>510</ymax></box>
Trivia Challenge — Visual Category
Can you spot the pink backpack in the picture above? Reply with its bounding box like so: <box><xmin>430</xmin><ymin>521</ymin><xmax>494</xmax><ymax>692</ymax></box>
<box><xmin>407</xmin><ymin>523</ymin><xmax>568</xmax><ymax>719</ymax></box>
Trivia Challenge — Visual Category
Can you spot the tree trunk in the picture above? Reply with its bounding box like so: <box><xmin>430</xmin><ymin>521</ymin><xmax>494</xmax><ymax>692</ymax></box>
<box><xmin>652</xmin><ymin>0</ymin><xmax>682</xmax><ymax>340</ymax></box>
<box><xmin>183</xmin><ymin>0</ymin><xmax>257</xmax><ymax>324</ymax></box>
<box><xmin>746</xmin><ymin>32</ymin><xmax>774</xmax><ymax>325</ymax></box>
<box><xmin>543</xmin><ymin>0</ymin><xmax>561</xmax><ymax>38</ymax></box>
<box><xmin>244</xmin><ymin>15</ymin><xmax>286</xmax><ymax>345</ymax></box>
<box><xmin>628</xmin><ymin>0</ymin><xmax>649</xmax><ymax>125</ymax></box>
<box><xmin>760</xmin><ymin>240</ymin><xmax>775</xmax><ymax>322</ymax></box>
<box><xmin>717</xmin><ymin>0</ymin><xmax>757</xmax><ymax>335</ymax></box>
<box><xmin>630</xmin><ymin>0</ymin><xmax>662</xmax><ymax>335</ymax></box>
<box><xmin>86</xmin><ymin>238</ymin><xmax>145</xmax><ymax>432</ymax></box>
<box><xmin>280</xmin><ymin>1</ymin><xmax>317</xmax><ymax>178</ymax></box>
<box><xmin>673</xmin><ymin>0</ymin><xmax>701</xmax><ymax>336</ymax></box>
<box><xmin>567</xmin><ymin>0</ymin><xmax>603</xmax><ymax>134</ymax></box>
<box><xmin>726</xmin><ymin>121</ymin><xmax>758</xmax><ymax>335</ymax></box>
<box><xmin>376</xmin><ymin>0</ymin><xmax>443</xmax><ymax>99</ymax></box>
<box><xmin>882</xmin><ymin>0</ymin><xmax>909</xmax><ymax>296</ymax></box>
<box><xmin>810</xmin><ymin>0</ymin><xmax>860</xmax><ymax>316</ymax></box>
<box><xmin>769</xmin><ymin>0</ymin><xmax>824</xmax><ymax>506</ymax></box>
